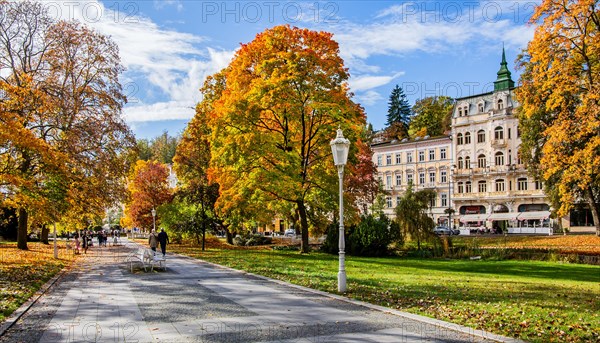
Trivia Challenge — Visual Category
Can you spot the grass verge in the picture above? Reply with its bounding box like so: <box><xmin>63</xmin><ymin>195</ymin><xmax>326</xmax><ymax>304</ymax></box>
<box><xmin>0</xmin><ymin>242</ymin><xmax>75</xmax><ymax>322</ymax></box>
<box><xmin>170</xmin><ymin>241</ymin><xmax>600</xmax><ymax>343</ymax></box>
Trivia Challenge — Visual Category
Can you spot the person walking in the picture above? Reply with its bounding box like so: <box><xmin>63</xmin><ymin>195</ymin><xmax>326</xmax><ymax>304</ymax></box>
<box><xmin>82</xmin><ymin>232</ymin><xmax>89</xmax><ymax>254</ymax></box>
<box><xmin>157</xmin><ymin>228</ymin><xmax>169</xmax><ymax>257</ymax></box>
<box><xmin>148</xmin><ymin>229</ymin><xmax>158</xmax><ymax>254</ymax></box>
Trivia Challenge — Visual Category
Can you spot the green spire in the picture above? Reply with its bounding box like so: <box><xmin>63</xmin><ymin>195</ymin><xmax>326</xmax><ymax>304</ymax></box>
<box><xmin>494</xmin><ymin>45</ymin><xmax>515</xmax><ymax>91</ymax></box>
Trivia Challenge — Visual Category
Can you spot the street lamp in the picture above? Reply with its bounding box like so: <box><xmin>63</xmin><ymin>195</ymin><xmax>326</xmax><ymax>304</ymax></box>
<box><xmin>330</xmin><ymin>128</ymin><xmax>350</xmax><ymax>292</ymax></box>
<box><xmin>151</xmin><ymin>208</ymin><xmax>156</xmax><ymax>232</ymax></box>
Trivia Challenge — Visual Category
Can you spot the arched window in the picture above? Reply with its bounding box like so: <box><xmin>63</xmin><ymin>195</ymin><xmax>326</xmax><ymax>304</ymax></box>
<box><xmin>477</xmin><ymin>130</ymin><xmax>485</xmax><ymax>143</ymax></box>
<box><xmin>458</xmin><ymin>108</ymin><xmax>463</xmax><ymax>116</ymax></box>
<box><xmin>517</xmin><ymin>177</ymin><xmax>528</xmax><ymax>191</ymax></box>
<box><xmin>464</xmin><ymin>132</ymin><xmax>471</xmax><ymax>144</ymax></box>
<box><xmin>465</xmin><ymin>181</ymin><xmax>472</xmax><ymax>193</ymax></box>
<box><xmin>495</xmin><ymin>179</ymin><xmax>505</xmax><ymax>192</ymax></box>
<box><xmin>457</xmin><ymin>157</ymin><xmax>464</xmax><ymax>169</ymax></box>
<box><xmin>497</xmin><ymin>99</ymin><xmax>504</xmax><ymax>109</ymax></box>
<box><xmin>458</xmin><ymin>182</ymin><xmax>464</xmax><ymax>193</ymax></box>
<box><xmin>464</xmin><ymin>106</ymin><xmax>469</xmax><ymax>116</ymax></box>
<box><xmin>465</xmin><ymin>156</ymin><xmax>471</xmax><ymax>169</ymax></box>
<box><xmin>457</xmin><ymin>133</ymin><xmax>463</xmax><ymax>145</ymax></box>
<box><xmin>478</xmin><ymin>180</ymin><xmax>487</xmax><ymax>193</ymax></box>
<box><xmin>477</xmin><ymin>154</ymin><xmax>486</xmax><ymax>168</ymax></box>
<box><xmin>478</xmin><ymin>103</ymin><xmax>484</xmax><ymax>113</ymax></box>
<box><xmin>495</xmin><ymin>152</ymin><xmax>504</xmax><ymax>166</ymax></box>
<box><xmin>494</xmin><ymin>126</ymin><xmax>504</xmax><ymax>140</ymax></box>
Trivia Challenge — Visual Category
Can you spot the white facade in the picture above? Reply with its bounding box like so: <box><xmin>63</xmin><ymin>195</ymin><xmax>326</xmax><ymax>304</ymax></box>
<box><xmin>371</xmin><ymin>136</ymin><xmax>452</xmax><ymax>224</ymax></box>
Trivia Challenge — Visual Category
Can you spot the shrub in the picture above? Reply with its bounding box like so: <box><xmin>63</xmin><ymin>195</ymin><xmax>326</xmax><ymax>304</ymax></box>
<box><xmin>233</xmin><ymin>232</ymin><xmax>272</xmax><ymax>246</ymax></box>
<box><xmin>321</xmin><ymin>214</ymin><xmax>402</xmax><ymax>256</ymax></box>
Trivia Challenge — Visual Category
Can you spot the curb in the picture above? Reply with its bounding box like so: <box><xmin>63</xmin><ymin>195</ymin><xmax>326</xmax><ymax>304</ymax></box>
<box><xmin>184</xmin><ymin>256</ymin><xmax>525</xmax><ymax>343</ymax></box>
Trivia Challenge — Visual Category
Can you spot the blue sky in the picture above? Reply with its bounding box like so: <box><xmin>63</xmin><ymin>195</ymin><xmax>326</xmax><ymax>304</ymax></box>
<box><xmin>51</xmin><ymin>1</ymin><xmax>538</xmax><ymax>139</ymax></box>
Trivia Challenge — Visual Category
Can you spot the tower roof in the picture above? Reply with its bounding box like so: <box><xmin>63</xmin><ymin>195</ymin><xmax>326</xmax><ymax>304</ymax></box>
<box><xmin>494</xmin><ymin>45</ymin><xmax>515</xmax><ymax>91</ymax></box>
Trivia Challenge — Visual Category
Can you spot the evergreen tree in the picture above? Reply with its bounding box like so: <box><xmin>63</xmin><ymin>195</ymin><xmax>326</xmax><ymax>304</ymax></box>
<box><xmin>385</xmin><ymin>85</ymin><xmax>411</xmax><ymax>139</ymax></box>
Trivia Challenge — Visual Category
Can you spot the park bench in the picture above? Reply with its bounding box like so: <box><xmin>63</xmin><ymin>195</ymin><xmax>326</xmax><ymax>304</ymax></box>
<box><xmin>126</xmin><ymin>248</ymin><xmax>166</xmax><ymax>272</ymax></box>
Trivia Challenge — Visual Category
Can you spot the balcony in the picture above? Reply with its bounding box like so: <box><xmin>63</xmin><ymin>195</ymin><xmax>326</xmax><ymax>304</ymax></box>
<box><xmin>491</xmin><ymin>139</ymin><xmax>507</xmax><ymax>148</ymax></box>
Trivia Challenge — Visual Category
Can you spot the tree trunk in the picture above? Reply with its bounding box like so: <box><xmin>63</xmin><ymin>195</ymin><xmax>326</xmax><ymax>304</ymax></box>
<box><xmin>41</xmin><ymin>224</ymin><xmax>50</xmax><ymax>244</ymax></box>
<box><xmin>225</xmin><ymin>228</ymin><xmax>233</xmax><ymax>245</ymax></box>
<box><xmin>202</xmin><ymin>222</ymin><xmax>206</xmax><ymax>251</ymax></box>
<box><xmin>297</xmin><ymin>201</ymin><xmax>309</xmax><ymax>253</ymax></box>
<box><xmin>584</xmin><ymin>187</ymin><xmax>600</xmax><ymax>237</ymax></box>
<box><xmin>17</xmin><ymin>207</ymin><xmax>28</xmax><ymax>250</ymax></box>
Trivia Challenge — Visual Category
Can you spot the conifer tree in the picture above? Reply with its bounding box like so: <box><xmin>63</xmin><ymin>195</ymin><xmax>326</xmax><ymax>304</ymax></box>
<box><xmin>385</xmin><ymin>85</ymin><xmax>411</xmax><ymax>139</ymax></box>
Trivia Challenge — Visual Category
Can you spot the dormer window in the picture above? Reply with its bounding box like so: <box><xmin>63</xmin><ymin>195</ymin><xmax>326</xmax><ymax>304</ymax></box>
<box><xmin>497</xmin><ymin>99</ymin><xmax>504</xmax><ymax>109</ymax></box>
<box><xmin>458</xmin><ymin>108</ymin><xmax>463</xmax><ymax>116</ymax></box>
<box><xmin>478</xmin><ymin>102</ymin><xmax>484</xmax><ymax>113</ymax></box>
<box><xmin>464</xmin><ymin>106</ymin><xmax>469</xmax><ymax>116</ymax></box>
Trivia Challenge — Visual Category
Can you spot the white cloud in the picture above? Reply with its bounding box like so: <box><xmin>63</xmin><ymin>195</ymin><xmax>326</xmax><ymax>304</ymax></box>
<box><xmin>354</xmin><ymin>90</ymin><xmax>383</xmax><ymax>106</ymax></box>
<box><xmin>124</xmin><ymin>101</ymin><xmax>194</xmax><ymax>122</ymax></box>
<box><xmin>349</xmin><ymin>72</ymin><xmax>405</xmax><ymax>92</ymax></box>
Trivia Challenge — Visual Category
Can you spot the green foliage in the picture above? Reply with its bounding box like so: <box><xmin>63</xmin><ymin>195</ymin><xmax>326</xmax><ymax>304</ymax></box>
<box><xmin>232</xmin><ymin>232</ymin><xmax>272</xmax><ymax>246</ymax></box>
<box><xmin>321</xmin><ymin>214</ymin><xmax>402</xmax><ymax>256</ymax></box>
<box><xmin>136</xmin><ymin>131</ymin><xmax>179</xmax><ymax>164</ymax></box>
<box><xmin>409</xmin><ymin>96</ymin><xmax>454</xmax><ymax>137</ymax></box>
<box><xmin>385</xmin><ymin>85</ymin><xmax>411</xmax><ymax>139</ymax></box>
<box><xmin>395</xmin><ymin>183</ymin><xmax>436</xmax><ymax>250</ymax></box>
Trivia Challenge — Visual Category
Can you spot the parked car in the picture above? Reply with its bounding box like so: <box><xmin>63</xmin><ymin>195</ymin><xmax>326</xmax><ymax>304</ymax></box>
<box><xmin>433</xmin><ymin>226</ymin><xmax>452</xmax><ymax>235</ymax></box>
<box><xmin>284</xmin><ymin>229</ymin><xmax>296</xmax><ymax>237</ymax></box>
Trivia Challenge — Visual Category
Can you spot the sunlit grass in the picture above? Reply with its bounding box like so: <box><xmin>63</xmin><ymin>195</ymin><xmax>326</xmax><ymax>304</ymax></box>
<box><xmin>0</xmin><ymin>242</ymin><xmax>75</xmax><ymax>321</ymax></box>
<box><xmin>170</xmin><ymin>241</ymin><xmax>600</xmax><ymax>343</ymax></box>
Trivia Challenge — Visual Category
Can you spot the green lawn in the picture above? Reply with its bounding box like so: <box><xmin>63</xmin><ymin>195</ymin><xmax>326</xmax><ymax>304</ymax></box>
<box><xmin>171</xmin><ymin>245</ymin><xmax>600</xmax><ymax>343</ymax></box>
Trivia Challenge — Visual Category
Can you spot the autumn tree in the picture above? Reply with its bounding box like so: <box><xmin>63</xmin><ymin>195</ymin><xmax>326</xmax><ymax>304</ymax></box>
<box><xmin>385</xmin><ymin>85</ymin><xmax>411</xmax><ymax>140</ymax></box>
<box><xmin>0</xmin><ymin>1</ymin><xmax>135</xmax><ymax>249</ymax></box>
<box><xmin>206</xmin><ymin>25</ymin><xmax>365</xmax><ymax>253</ymax></box>
<box><xmin>409</xmin><ymin>96</ymin><xmax>454</xmax><ymax>137</ymax></box>
<box><xmin>516</xmin><ymin>0</ymin><xmax>600</xmax><ymax>236</ymax></box>
<box><xmin>124</xmin><ymin>160</ymin><xmax>173</xmax><ymax>230</ymax></box>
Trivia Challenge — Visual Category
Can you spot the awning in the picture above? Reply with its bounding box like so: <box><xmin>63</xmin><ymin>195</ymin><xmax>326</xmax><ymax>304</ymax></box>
<box><xmin>517</xmin><ymin>211</ymin><xmax>551</xmax><ymax>220</ymax></box>
<box><xmin>459</xmin><ymin>214</ymin><xmax>489</xmax><ymax>222</ymax></box>
<box><xmin>487</xmin><ymin>212</ymin><xmax>519</xmax><ymax>221</ymax></box>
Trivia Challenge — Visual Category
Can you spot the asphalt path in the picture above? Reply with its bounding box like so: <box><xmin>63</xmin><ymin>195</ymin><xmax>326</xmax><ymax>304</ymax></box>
<box><xmin>0</xmin><ymin>239</ymin><xmax>520</xmax><ymax>343</ymax></box>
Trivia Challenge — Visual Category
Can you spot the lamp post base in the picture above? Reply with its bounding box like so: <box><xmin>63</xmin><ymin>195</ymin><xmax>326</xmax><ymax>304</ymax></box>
<box><xmin>338</xmin><ymin>271</ymin><xmax>346</xmax><ymax>292</ymax></box>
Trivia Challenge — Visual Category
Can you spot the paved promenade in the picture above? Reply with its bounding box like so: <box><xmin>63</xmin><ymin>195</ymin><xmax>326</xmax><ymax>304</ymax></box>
<box><xmin>0</xmin><ymin>239</ymin><xmax>520</xmax><ymax>343</ymax></box>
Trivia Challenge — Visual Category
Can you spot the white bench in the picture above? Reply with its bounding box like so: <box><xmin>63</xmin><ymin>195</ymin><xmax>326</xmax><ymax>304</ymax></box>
<box><xmin>126</xmin><ymin>249</ymin><xmax>166</xmax><ymax>272</ymax></box>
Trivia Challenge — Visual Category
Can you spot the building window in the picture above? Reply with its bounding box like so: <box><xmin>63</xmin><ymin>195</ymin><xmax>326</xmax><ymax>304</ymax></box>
<box><xmin>377</xmin><ymin>155</ymin><xmax>382</xmax><ymax>166</ymax></box>
<box><xmin>441</xmin><ymin>170</ymin><xmax>447</xmax><ymax>183</ymax></box>
<box><xmin>407</xmin><ymin>152</ymin><xmax>413</xmax><ymax>163</ymax></box>
<box><xmin>396</xmin><ymin>174</ymin><xmax>402</xmax><ymax>186</ymax></box>
<box><xmin>465</xmin><ymin>132</ymin><xmax>471</xmax><ymax>144</ymax></box>
<box><xmin>407</xmin><ymin>173</ymin><xmax>414</xmax><ymax>185</ymax></box>
<box><xmin>517</xmin><ymin>155</ymin><xmax>523</xmax><ymax>165</ymax></box>
<box><xmin>495</xmin><ymin>152</ymin><xmax>504</xmax><ymax>166</ymax></box>
<box><xmin>478</xmin><ymin>180</ymin><xmax>487</xmax><ymax>193</ymax></box>
<box><xmin>465</xmin><ymin>181</ymin><xmax>472</xmax><ymax>193</ymax></box>
<box><xmin>440</xmin><ymin>148</ymin><xmax>447</xmax><ymax>159</ymax></box>
<box><xmin>430</xmin><ymin>196</ymin><xmax>436</xmax><ymax>208</ymax></box>
<box><xmin>478</xmin><ymin>103</ymin><xmax>484</xmax><ymax>112</ymax></box>
<box><xmin>494</xmin><ymin>126</ymin><xmax>504</xmax><ymax>140</ymax></box>
<box><xmin>419</xmin><ymin>172</ymin><xmax>425</xmax><ymax>185</ymax></box>
<box><xmin>458</xmin><ymin>157</ymin><xmax>464</xmax><ymax>169</ymax></box>
<box><xmin>386</xmin><ymin>154</ymin><xmax>392</xmax><ymax>165</ymax></box>
<box><xmin>457</xmin><ymin>133</ymin><xmax>463</xmax><ymax>145</ymax></box>
<box><xmin>508</xmin><ymin>128</ymin><xmax>511</xmax><ymax>139</ymax></box>
<box><xmin>535</xmin><ymin>180</ymin><xmax>542</xmax><ymax>190</ymax></box>
<box><xmin>495</xmin><ymin>179</ymin><xmax>505</xmax><ymax>192</ymax></box>
<box><xmin>386</xmin><ymin>175</ymin><xmax>392</xmax><ymax>189</ymax></box>
<box><xmin>478</xmin><ymin>154</ymin><xmax>486</xmax><ymax>168</ymax></box>
<box><xmin>518</xmin><ymin>178</ymin><xmax>528</xmax><ymax>191</ymax></box>
<box><xmin>459</xmin><ymin>108</ymin><xmax>463</xmax><ymax>116</ymax></box>
<box><xmin>464</xmin><ymin>106</ymin><xmax>469</xmax><ymax>116</ymax></box>
<box><xmin>429</xmin><ymin>172</ymin><xmax>436</xmax><ymax>183</ymax></box>
<box><xmin>441</xmin><ymin>193</ymin><xmax>448</xmax><ymax>207</ymax></box>
<box><xmin>386</xmin><ymin>196</ymin><xmax>392</xmax><ymax>208</ymax></box>
<box><xmin>477</xmin><ymin>130</ymin><xmax>486</xmax><ymax>143</ymax></box>
<box><xmin>517</xmin><ymin>126</ymin><xmax>521</xmax><ymax>138</ymax></box>
<box><xmin>497</xmin><ymin>99</ymin><xmax>504</xmax><ymax>109</ymax></box>
<box><xmin>419</xmin><ymin>151</ymin><xmax>425</xmax><ymax>162</ymax></box>
<box><xmin>395</xmin><ymin>153</ymin><xmax>401</xmax><ymax>164</ymax></box>
<box><xmin>429</xmin><ymin>149</ymin><xmax>435</xmax><ymax>161</ymax></box>
<box><xmin>465</xmin><ymin>156</ymin><xmax>471</xmax><ymax>169</ymax></box>
<box><xmin>458</xmin><ymin>182</ymin><xmax>464</xmax><ymax>193</ymax></box>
